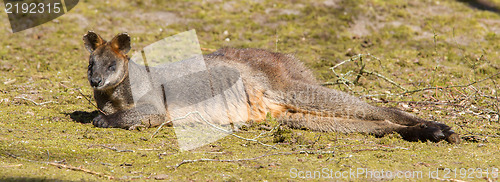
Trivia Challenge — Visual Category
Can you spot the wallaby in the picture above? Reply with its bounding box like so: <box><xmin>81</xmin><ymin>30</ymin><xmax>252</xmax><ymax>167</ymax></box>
<box><xmin>83</xmin><ymin>31</ymin><xmax>460</xmax><ymax>144</ymax></box>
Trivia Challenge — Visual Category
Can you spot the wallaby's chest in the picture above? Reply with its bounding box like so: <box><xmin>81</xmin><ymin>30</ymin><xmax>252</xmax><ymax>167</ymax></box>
<box><xmin>94</xmin><ymin>80</ymin><xmax>135</xmax><ymax>114</ymax></box>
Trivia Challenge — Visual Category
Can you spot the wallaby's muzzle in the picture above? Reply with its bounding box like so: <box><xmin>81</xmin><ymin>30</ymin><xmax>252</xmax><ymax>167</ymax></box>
<box><xmin>90</xmin><ymin>76</ymin><xmax>102</xmax><ymax>88</ymax></box>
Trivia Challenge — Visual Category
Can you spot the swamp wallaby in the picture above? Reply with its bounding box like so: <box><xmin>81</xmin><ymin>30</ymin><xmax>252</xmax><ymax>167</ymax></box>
<box><xmin>83</xmin><ymin>31</ymin><xmax>460</xmax><ymax>144</ymax></box>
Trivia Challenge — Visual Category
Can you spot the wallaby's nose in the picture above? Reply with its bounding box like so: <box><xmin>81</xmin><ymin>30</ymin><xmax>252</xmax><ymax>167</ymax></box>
<box><xmin>90</xmin><ymin>77</ymin><xmax>102</xmax><ymax>87</ymax></box>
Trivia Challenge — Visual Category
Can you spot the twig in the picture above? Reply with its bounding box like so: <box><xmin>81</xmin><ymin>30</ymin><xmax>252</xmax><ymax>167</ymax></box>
<box><xmin>5</xmin><ymin>153</ymin><xmax>46</xmax><ymax>163</ymax></box>
<box><xmin>328</xmin><ymin>55</ymin><xmax>358</xmax><ymax>85</ymax></box>
<box><xmin>99</xmin><ymin>145</ymin><xmax>135</xmax><ymax>153</ymax></box>
<box><xmin>329</xmin><ymin>54</ymin><xmax>500</xmax><ymax>98</ymax></box>
<box><xmin>361</xmin><ymin>72</ymin><xmax>500</xmax><ymax>97</ymax></box>
<box><xmin>5</xmin><ymin>152</ymin><xmax>114</xmax><ymax>179</ymax></box>
<box><xmin>376</xmin><ymin>144</ymin><xmax>409</xmax><ymax>150</ymax></box>
<box><xmin>230</xmin><ymin>133</ymin><xmax>278</xmax><ymax>149</ymax></box>
<box><xmin>370</xmin><ymin>94</ymin><xmax>499</xmax><ymax>117</ymax></box>
<box><xmin>328</xmin><ymin>54</ymin><xmax>406</xmax><ymax>91</ymax></box>
<box><xmin>310</xmin><ymin>134</ymin><xmax>322</xmax><ymax>148</ymax></box>
<box><xmin>326</xmin><ymin>144</ymin><xmax>409</xmax><ymax>151</ymax></box>
<box><xmin>75</xmin><ymin>88</ymin><xmax>106</xmax><ymax>115</ymax></box>
<box><xmin>361</xmin><ymin>69</ymin><xmax>407</xmax><ymax>91</ymax></box>
<box><xmin>353</xmin><ymin>56</ymin><xmax>365</xmax><ymax>85</ymax></box>
<box><xmin>253</xmin><ymin>123</ymin><xmax>281</xmax><ymax>140</ymax></box>
<box><xmin>481</xmin><ymin>94</ymin><xmax>500</xmax><ymax>101</ymax></box>
<box><xmin>150</xmin><ymin>113</ymin><xmax>191</xmax><ymax>139</ymax></box>
<box><xmin>48</xmin><ymin>162</ymin><xmax>115</xmax><ymax>180</ymax></box>
<box><xmin>342</xmin><ymin>147</ymin><xmax>407</xmax><ymax>153</ymax></box>
<box><xmin>371</xmin><ymin>100</ymin><xmax>465</xmax><ymax>108</ymax></box>
<box><xmin>432</xmin><ymin>177</ymin><xmax>468</xmax><ymax>182</ymax></box>
<box><xmin>151</xmin><ymin>111</ymin><xmax>277</xmax><ymax>149</ymax></box>
<box><xmin>169</xmin><ymin>150</ymin><xmax>335</xmax><ymax>169</ymax></box>
<box><xmin>490</xmin><ymin>78</ymin><xmax>500</xmax><ymax>123</ymax></box>
<box><xmin>14</xmin><ymin>96</ymin><xmax>56</xmax><ymax>106</ymax></box>
<box><xmin>3</xmin><ymin>78</ymin><xmax>16</xmax><ymax>85</ymax></box>
<box><xmin>200</xmin><ymin>47</ymin><xmax>217</xmax><ymax>52</ymax></box>
<box><xmin>0</xmin><ymin>164</ymin><xmax>22</xmax><ymax>168</ymax></box>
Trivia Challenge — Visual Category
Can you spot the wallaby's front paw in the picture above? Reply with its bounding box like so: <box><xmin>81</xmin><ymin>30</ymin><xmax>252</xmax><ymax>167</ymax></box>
<box><xmin>92</xmin><ymin>115</ymin><xmax>110</xmax><ymax>128</ymax></box>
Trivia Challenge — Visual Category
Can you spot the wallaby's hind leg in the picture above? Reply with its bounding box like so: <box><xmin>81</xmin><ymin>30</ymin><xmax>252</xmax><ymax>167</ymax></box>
<box><xmin>279</xmin><ymin>112</ymin><xmax>460</xmax><ymax>143</ymax></box>
<box><xmin>279</xmin><ymin>82</ymin><xmax>460</xmax><ymax>143</ymax></box>
<box><xmin>279</xmin><ymin>112</ymin><xmax>405</xmax><ymax>136</ymax></box>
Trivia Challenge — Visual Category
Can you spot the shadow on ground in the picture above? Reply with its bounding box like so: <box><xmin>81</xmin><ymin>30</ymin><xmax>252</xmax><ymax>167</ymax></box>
<box><xmin>0</xmin><ymin>177</ymin><xmax>77</xmax><ymax>182</ymax></box>
<box><xmin>457</xmin><ymin>0</ymin><xmax>500</xmax><ymax>13</ymax></box>
<box><xmin>65</xmin><ymin>111</ymin><xmax>99</xmax><ymax>124</ymax></box>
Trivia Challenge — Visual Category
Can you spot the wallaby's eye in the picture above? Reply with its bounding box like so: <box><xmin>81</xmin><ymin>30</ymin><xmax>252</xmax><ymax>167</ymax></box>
<box><xmin>88</xmin><ymin>62</ymin><xmax>93</xmax><ymax>70</ymax></box>
<box><xmin>108</xmin><ymin>63</ymin><xmax>116</xmax><ymax>72</ymax></box>
<box><xmin>88</xmin><ymin>58</ymin><xmax>95</xmax><ymax>70</ymax></box>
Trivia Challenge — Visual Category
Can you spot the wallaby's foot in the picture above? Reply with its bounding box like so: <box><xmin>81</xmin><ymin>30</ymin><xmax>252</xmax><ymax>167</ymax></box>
<box><xmin>398</xmin><ymin>122</ymin><xmax>460</xmax><ymax>144</ymax></box>
<box><xmin>443</xmin><ymin>129</ymin><xmax>461</xmax><ymax>144</ymax></box>
<box><xmin>431</xmin><ymin>121</ymin><xmax>461</xmax><ymax>144</ymax></box>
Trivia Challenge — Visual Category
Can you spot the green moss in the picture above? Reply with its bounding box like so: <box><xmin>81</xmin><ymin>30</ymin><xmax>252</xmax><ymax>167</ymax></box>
<box><xmin>0</xmin><ymin>0</ymin><xmax>499</xmax><ymax>181</ymax></box>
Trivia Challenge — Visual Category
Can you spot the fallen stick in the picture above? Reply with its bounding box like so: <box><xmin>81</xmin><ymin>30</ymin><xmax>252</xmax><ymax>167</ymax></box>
<box><xmin>151</xmin><ymin>111</ymin><xmax>278</xmax><ymax>149</ymax></box>
<box><xmin>432</xmin><ymin>177</ymin><xmax>468</xmax><ymax>182</ymax></box>
<box><xmin>0</xmin><ymin>164</ymin><xmax>23</xmax><ymax>168</ymax></box>
<box><xmin>169</xmin><ymin>150</ymin><xmax>335</xmax><ymax>169</ymax></box>
<box><xmin>6</xmin><ymin>152</ymin><xmax>115</xmax><ymax>180</ymax></box>
<box><xmin>14</xmin><ymin>96</ymin><xmax>56</xmax><ymax>106</ymax></box>
<box><xmin>362</xmin><ymin>71</ymin><xmax>500</xmax><ymax>97</ymax></box>
<box><xmin>48</xmin><ymin>162</ymin><xmax>115</xmax><ymax>180</ymax></box>
<box><xmin>75</xmin><ymin>88</ymin><xmax>106</xmax><ymax>115</ymax></box>
<box><xmin>99</xmin><ymin>145</ymin><xmax>135</xmax><ymax>153</ymax></box>
<box><xmin>201</xmin><ymin>47</ymin><xmax>217</xmax><ymax>52</ymax></box>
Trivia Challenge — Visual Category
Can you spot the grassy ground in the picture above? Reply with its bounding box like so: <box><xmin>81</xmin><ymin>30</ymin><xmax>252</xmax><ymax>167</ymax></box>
<box><xmin>0</xmin><ymin>0</ymin><xmax>499</xmax><ymax>181</ymax></box>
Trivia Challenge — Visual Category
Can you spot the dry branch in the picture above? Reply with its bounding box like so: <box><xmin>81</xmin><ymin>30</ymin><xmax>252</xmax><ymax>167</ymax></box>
<box><xmin>75</xmin><ymin>88</ymin><xmax>106</xmax><ymax>115</ymax></box>
<box><xmin>489</xmin><ymin>78</ymin><xmax>500</xmax><ymax>123</ymax></box>
<box><xmin>432</xmin><ymin>177</ymin><xmax>469</xmax><ymax>182</ymax></box>
<box><xmin>200</xmin><ymin>47</ymin><xmax>217</xmax><ymax>52</ymax></box>
<box><xmin>5</xmin><ymin>152</ymin><xmax>114</xmax><ymax>180</ymax></box>
<box><xmin>362</xmin><ymin>71</ymin><xmax>500</xmax><ymax>97</ymax></box>
<box><xmin>14</xmin><ymin>96</ymin><xmax>56</xmax><ymax>106</ymax></box>
<box><xmin>98</xmin><ymin>145</ymin><xmax>135</xmax><ymax>153</ymax></box>
<box><xmin>326</xmin><ymin>54</ymin><xmax>407</xmax><ymax>91</ymax></box>
<box><xmin>326</xmin><ymin>144</ymin><xmax>409</xmax><ymax>151</ymax></box>
<box><xmin>326</xmin><ymin>53</ymin><xmax>500</xmax><ymax>99</ymax></box>
<box><xmin>327</xmin><ymin>54</ymin><xmax>500</xmax><ymax>123</ymax></box>
<box><xmin>371</xmin><ymin>100</ymin><xmax>465</xmax><ymax>108</ymax></box>
<box><xmin>169</xmin><ymin>150</ymin><xmax>335</xmax><ymax>169</ymax></box>
<box><xmin>48</xmin><ymin>162</ymin><xmax>115</xmax><ymax>180</ymax></box>
<box><xmin>0</xmin><ymin>164</ymin><xmax>23</xmax><ymax>168</ymax></box>
<box><xmin>151</xmin><ymin>111</ymin><xmax>278</xmax><ymax>149</ymax></box>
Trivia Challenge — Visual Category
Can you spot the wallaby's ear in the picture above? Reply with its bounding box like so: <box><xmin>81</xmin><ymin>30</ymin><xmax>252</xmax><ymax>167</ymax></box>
<box><xmin>83</xmin><ymin>31</ymin><xmax>106</xmax><ymax>53</ymax></box>
<box><xmin>110</xmin><ymin>33</ymin><xmax>131</xmax><ymax>54</ymax></box>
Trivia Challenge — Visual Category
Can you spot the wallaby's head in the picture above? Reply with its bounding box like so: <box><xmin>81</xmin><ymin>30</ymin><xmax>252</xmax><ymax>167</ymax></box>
<box><xmin>83</xmin><ymin>31</ymin><xmax>131</xmax><ymax>90</ymax></box>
